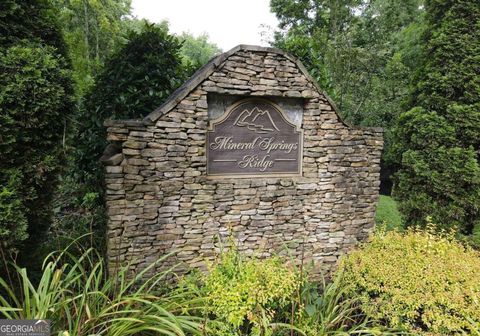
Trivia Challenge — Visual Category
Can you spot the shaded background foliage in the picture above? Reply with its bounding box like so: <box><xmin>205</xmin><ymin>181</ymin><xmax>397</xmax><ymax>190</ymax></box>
<box><xmin>51</xmin><ymin>0</ymin><xmax>133</xmax><ymax>95</ymax></box>
<box><xmin>179</xmin><ymin>32</ymin><xmax>222</xmax><ymax>71</ymax></box>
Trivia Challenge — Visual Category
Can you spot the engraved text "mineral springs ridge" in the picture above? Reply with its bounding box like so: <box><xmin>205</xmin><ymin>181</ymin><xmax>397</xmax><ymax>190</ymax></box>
<box><xmin>210</xmin><ymin>136</ymin><xmax>298</xmax><ymax>154</ymax></box>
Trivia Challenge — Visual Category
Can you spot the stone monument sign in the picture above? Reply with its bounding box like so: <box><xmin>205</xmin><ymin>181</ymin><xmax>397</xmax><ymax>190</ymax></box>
<box><xmin>102</xmin><ymin>45</ymin><xmax>383</xmax><ymax>278</ymax></box>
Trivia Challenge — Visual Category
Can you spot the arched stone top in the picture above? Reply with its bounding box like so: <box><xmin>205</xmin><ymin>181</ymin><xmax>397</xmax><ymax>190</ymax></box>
<box><xmin>143</xmin><ymin>45</ymin><xmax>349</xmax><ymax>127</ymax></box>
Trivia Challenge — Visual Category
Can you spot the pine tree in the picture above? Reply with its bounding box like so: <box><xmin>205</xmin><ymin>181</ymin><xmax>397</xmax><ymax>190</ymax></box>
<box><xmin>392</xmin><ymin>0</ymin><xmax>480</xmax><ymax>236</ymax></box>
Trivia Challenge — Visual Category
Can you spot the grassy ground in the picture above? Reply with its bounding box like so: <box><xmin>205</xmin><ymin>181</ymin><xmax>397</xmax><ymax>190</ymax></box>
<box><xmin>375</xmin><ymin>195</ymin><xmax>404</xmax><ymax>231</ymax></box>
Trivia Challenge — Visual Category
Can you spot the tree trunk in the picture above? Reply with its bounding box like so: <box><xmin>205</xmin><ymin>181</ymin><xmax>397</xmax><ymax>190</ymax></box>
<box><xmin>83</xmin><ymin>0</ymin><xmax>90</xmax><ymax>66</ymax></box>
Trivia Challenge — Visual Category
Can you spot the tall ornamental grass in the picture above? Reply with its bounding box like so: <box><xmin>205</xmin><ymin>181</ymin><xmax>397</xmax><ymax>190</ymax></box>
<box><xmin>0</xmin><ymin>243</ymin><xmax>202</xmax><ymax>335</ymax></box>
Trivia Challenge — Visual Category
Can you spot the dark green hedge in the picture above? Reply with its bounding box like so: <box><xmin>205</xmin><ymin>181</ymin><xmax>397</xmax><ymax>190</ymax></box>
<box><xmin>0</xmin><ymin>0</ymin><xmax>74</xmax><ymax>252</ymax></box>
<box><xmin>392</xmin><ymin>0</ymin><xmax>480</xmax><ymax>234</ymax></box>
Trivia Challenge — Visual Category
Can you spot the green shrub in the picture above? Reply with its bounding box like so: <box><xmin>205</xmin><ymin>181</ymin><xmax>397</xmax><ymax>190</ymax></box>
<box><xmin>339</xmin><ymin>225</ymin><xmax>480</xmax><ymax>335</ymax></box>
<box><xmin>176</xmin><ymin>244</ymin><xmax>403</xmax><ymax>336</ymax></box>
<box><xmin>0</xmin><ymin>171</ymin><xmax>28</xmax><ymax>250</ymax></box>
<box><xmin>203</xmin><ymin>248</ymin><xmax>299</xmax><ymax>335</ymax></box>
<box><xmin>375</xmin><ymin>195</ymin><xmax>403</xmax><ymax>231</ymax></box>
<box><xmin>0</xmin><ymin>40</ymin><xmax>74</xmax><ymax>253</ymax></box>
<box><xmin>73</xmin><ymin>22</ymin><xmax>188</xmax><ymax>190</ymax></box>
<box><xmin>391</xmin><ymin>0</ymin><xmax>480</xmax><ymax>233</ymax></box>
<box><xmin>0</xmin><ymin>242</ymin><xmax>202</xmax><ymax>335</ymax></box>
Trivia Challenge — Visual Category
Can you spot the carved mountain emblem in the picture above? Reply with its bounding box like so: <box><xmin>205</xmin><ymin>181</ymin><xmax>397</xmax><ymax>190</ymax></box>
<box><xmin>233</xmin><ymin>107</ymin><xmax>280</xmax><ymax>134</ymax></box>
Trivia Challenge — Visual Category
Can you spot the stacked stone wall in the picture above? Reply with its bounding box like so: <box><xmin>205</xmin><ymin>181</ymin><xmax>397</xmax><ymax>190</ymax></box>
<box><xmin>103</xmin><ymin>46</ymin><xmax>383</xmax><ymax>278</ymax></box>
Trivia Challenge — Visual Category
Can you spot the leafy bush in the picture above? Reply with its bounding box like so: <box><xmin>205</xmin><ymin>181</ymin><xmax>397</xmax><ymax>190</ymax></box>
<box><xmin>339</xmin><ymin>225</ymin><xmax>480</xmax><ymax>335</ymax></box>
<box><xmin>176</xmin><ymin>243</ymin><xmax>402</xmax><ymax>336</ymax></box>
<box><xmin>73</xmin><ymin>22</ymin><xmax>188</xmax><ymax>190</ymax></box>
<box><xmin>375</xmin><ymin>195</ymin><xmax>403</xmax><ymax>231</ymax></box>
<box><xmin>0</xmin><ymin>242</ymin><xmax>202</xmax><ymax>335</ymax></box>
<box><xmin>201</xmin><ymin>247</ymin><xmax>299</xmax><ymax>335</ymax></box>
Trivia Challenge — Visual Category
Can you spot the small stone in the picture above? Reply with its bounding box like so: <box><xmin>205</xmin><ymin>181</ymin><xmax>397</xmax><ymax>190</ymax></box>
<box><xmin>128</xmin><ymin>158</ymin><xmax>149</xmax><ymax>166</ymax></box>
<box><xmin>130</xmin><ymin>131</ymin><xmax>153</xmax><ymax>138</ymax></box>
<box><xmin>297</xmin><ymin>183</ymin><xmax>317</xmax><ymax>190</ymax></box>
<box><xmin>123</xmin><ymin>141</ymin><xmax>146</xmax><ymax>149</ymax></box>
<box><xmin>157</xmin><ymin>121</ymin><xmax>178</xmax><ymax>128</ymax></box>
<box><xmin>142</xmin><ymin>149</ymin><xmax>166</xmax><ymax>157</ymax></box>
<box><xmin>259</xmin><ymin>78</ymin><xmax>278</xmax><ymax>86</ymax></box>
<box><xmin>123</xmin><ymin>148</ymin><xmax>140</xmax><ymax>156</ymax></box>
<box><xmin>285</xmin><ymin>90</ymin><xmax>302</xmax><ymax>97</ymax></box>
<box><xmin>167</xmin><ymin>145</ymin><xmax>186</xmax><ymax>152</ymax></box>
<box><xmin>103</xmin><ymin>153</ymin><xmax>123</xmax><ymax>166</ymax></box>
<box><xmin>106</xmin><ymin>166</ymin><xmax>122</xmax><ymax>174</ymax></box>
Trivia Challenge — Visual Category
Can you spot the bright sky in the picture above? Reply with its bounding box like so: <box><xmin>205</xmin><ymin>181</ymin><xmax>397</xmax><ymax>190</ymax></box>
<box><xmin>131</xmin><ymin>0</ymin><xmax>279</xmax><ymax>51</ymax></box>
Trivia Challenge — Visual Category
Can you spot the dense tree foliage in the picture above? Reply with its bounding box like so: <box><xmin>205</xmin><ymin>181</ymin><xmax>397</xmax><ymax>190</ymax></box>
<box><xmin>271</xmin><ymin>0</ymin><xmax>425</xmax><ymax>189</ymax></box>
<box><xmin>0</xmin><ymin>0</ymin><xmax>68</xmax><ymax>53</ymax></box>
<box><xmin>73</xmin><ymin>23</ymin><xmax>188</xmax><ymax>191</ymax></box>
<box><xmin>0</xmin><ymin>0</ymin><xmax>74</xmax><ymax>253</ymax></box>
<box><xmin>50</xmin><ymin>0</ymin><xmax>132</xmax><ymax>94</ymax></box>
<box><xmin>391</xmin><ymin>0</ymin><xmax>480</xmax><ymax>234</ymax></box>
<box><xmin>271</xmin><ymin>0</ymin><xmax>423</xmax><ymax>125</ymax></box>
<box><xmin>179</xmin><ymin>32</ymin><xmax>222</xmax><ymax>69</ymax></box>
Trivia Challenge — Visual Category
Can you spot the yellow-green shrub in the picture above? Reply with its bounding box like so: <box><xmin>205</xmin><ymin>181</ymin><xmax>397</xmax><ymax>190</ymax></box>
<box><xmin>339</xmin><ymin>225</ymin><xmax>480</xmax><ymax>335</ymax></box>
<box><xmin>203</xmin><ymin>248</ymin><xmax>299</xmax><ymax>335</ymax></box>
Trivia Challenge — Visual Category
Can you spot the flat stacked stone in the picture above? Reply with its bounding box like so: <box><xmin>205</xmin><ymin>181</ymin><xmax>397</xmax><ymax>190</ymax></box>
<box><xmin>103</xmin><ymin>45</ymin><xmax>383</xmax><ymax>279</ymax></box>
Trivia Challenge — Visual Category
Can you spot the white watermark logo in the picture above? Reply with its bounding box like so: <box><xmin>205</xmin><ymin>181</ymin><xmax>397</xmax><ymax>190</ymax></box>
<box><xmin>0</xmin><ymin>320</ymin><xmax>50</xmax><ymax>336</ymax></box>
